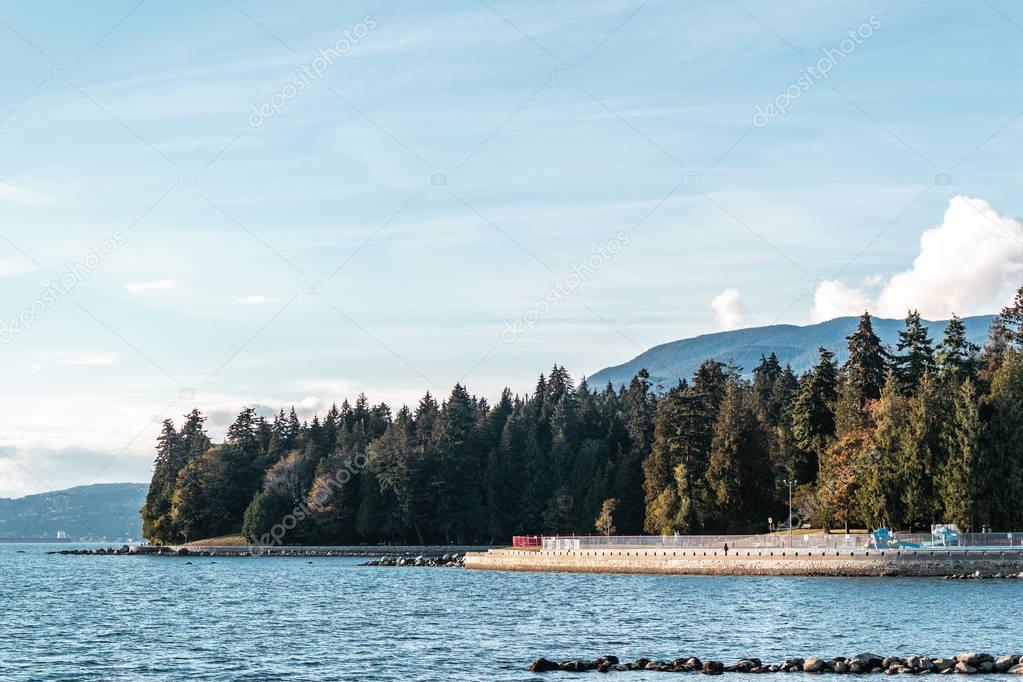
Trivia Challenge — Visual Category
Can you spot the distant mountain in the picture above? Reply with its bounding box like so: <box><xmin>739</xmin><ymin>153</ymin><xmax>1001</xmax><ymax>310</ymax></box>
<box><xmin>0</xmin><ymin>483</ymin><xmax>147</xmax><ymax>541</ymax></box>
<box><xmin>590</xmin><ymin>315</ymin><xmax>995</xmax><ymax>391</ymax></box>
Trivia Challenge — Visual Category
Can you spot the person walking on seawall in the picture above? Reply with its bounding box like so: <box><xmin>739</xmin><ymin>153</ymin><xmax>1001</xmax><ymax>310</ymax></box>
<box><xmin>723</xmin><ymin>542</ymin><xmax>729</xmax><ymax>556</ymax></box>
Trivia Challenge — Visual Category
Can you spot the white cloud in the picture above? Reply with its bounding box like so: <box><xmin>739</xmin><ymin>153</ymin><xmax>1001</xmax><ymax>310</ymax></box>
<box><xmin>237</xmin><ymin>294</ymin><xmax>266</xmax><ymax>305</ymax></box>
<box><xmin>0</xmin><ymin>181</ymin><xmax>50</xmax><ymax>205</ymax></box>
<box><xmin>124</xmin><ymin>279</ymin><xmax>180</xmax><ymax>293</ymax></box>
<box><xmin>812</xmin><ymin>196</ymin><xmax>1023</xmax><ymax>322</ymax></box>
<box><xmin>811</xmin><ymin>279</ymin><xmax>874</xmax><ymax>322</ymax></box>
<box><xmin>711</xmin><ymin>288</ymin><xmax>746</xmax><ymax>330</ymax></box>
<box><xmin>31</xmin><ymin>351</ymin><xmax>118</xmax><ymax>371</ymax></box>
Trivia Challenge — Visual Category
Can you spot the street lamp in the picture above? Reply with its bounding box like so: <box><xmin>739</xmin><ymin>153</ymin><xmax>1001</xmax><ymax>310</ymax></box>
<box><xmin>783</xmin><ymin>479</ymin><xmax>797</xmax><ymax>548</ymax></box>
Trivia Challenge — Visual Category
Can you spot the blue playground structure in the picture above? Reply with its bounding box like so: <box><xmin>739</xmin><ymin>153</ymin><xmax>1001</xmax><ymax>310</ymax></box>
<box><xmin>868</xmin><ymin>525</ymin><xmax>964</xmax><ymax>550</ymax></box>
<box><xmin>868</xmin><ymin>528</ymin><xmax>920</xmax><ymax>550</ymax></box>
<box><xmin>928</xmin><ymin>524</ymin><xmax>961</xmax><ymax>547</ymax></box>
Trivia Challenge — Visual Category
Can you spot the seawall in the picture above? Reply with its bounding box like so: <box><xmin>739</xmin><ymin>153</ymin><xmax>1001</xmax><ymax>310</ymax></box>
<box><xmin>464</xmin><ymin>547</ymin><xmax>1023</xmax><ymax>577</ymax></box>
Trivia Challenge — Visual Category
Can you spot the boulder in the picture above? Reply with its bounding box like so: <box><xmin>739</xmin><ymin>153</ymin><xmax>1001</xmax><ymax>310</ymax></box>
<box><xmin>1007</xmin><ymin>664</ymin><xmax>1023</xmax><ymax>674</ymax></box>
<box><xmin>804</xmin><ymin>657</ymin><xmax>825</xmax><ymax>673</ymax></box>
<box><xmin>597</xmin><ymin>655</ymin><xmax>618</xmax><ymax>665</ymax></box>
<box><xmin>703</xmin><ymin>660</ymin><xmax>724</xmax><ymax>675</ymax></box>
<box><xmin>883</xmin><ymin>657</ymin><xmax>905</xmax><ymax>670</ymax></box>
<box><xmin>176</xmin><ymin>547</ymin><xmax>190</xmax><ymax>556</ymax></box>
<box><xmin>558</xmin><ymin>659</ymin><xmax>588</xmax><ymax>672</ymax></box>
<box><xmin>996</xmin><ymin>657</ymin><xmax>1019</xmax><ymax>672</ymax></box>
<box><xmin>834</xmin><ymin>660</ymin><xmax>849</xmax><ymax>674</ymax></box>
<box><xmin>957</xmin><ymin>653</ymin><xmax>993</xmax><ymax>667</ymax></box>
<box><xmin>735</xmin><ymin>659</ymin><xmax>759</xmax><ymax>672</ymax></box>
<box><xmin>854</xmin><ymin>653</ymin><xmax>885</xmax><ymax>669</ymax></box>
<box><xmin>528</xmin><ymin>658</ymin><xmax>559</xmax><ymax>673</ymax></box>
<box><xmin>954</xmin><ymin>662</ymin><xmax>977</xmax><ymax>674</ymax></box>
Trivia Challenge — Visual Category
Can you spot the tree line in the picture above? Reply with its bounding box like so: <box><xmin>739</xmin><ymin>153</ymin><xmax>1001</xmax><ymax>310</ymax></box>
<box><xmin>142</xmin><ymin>288</ymin><xmax>1023</xmax><ymax>545</ymax></box>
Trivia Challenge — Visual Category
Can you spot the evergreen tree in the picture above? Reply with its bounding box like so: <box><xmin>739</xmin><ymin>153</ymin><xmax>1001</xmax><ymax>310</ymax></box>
<box><xmin>705</xmin><ymin>380</ymin><xmax>773</xmax><ymax>532</ymax></box>
<box><xmin>844</xmin><ymin>312</ymin><xmax>889</xmax><ymax>404</ymax></box>
<box><xmin>752</xmin><ymin>353</ymin><xmax>783</xmax><ymax>423</ymax></box>
<box><xmin>612</xmin><ymin>369</ymin><xmax>655</xmax><ymax>534</ymax></box>
<box><xmin>894</xmin><ymin>310</ymin><xmax>935</xmax><ymax>392</ymax></box>
<box><xmin>431</xmin><ymin>383</ymin><xmax>481</xmax><ymax>542</ymax></box>
<box><xmin>900</xmin><ymin>372</ymin><xmax>942</xmax><ymax>528</ymax></box>
<box><xmin>855</xmin><ymin>371</ymin><xmax>905</xmax><ymax>529</ymax></box>
<box><xmin>791</xmin><ymin>347</ymin><xmax>838</xmax><ymax>482</ymax></box>
<box><xmin>979</xmin><ymin>348</ymin><xmax>1023</xmax><ymax>530</ymax></box>
<box><xmin>936</xmin><ymin>314</ymin><xmax>980</xmax><ymax>385</ymax></box>
<box><xmin>140</xmin><ymin>419</ymin><xmax>184</xmax><ymax>543</ymax></box>
<box><xmin>998</xmin><ymin>286</ymin><xmax>1023</xmax><ymax>346</ymax></box>
<box><xmin>937</xmin><ymin>380</ymin><xmax>981</xmax><ymax>531</ymax></box>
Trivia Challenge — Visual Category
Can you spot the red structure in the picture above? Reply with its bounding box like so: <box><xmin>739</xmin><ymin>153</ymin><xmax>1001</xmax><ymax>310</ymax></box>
<box><xmin>512</xmin><ymin>535</ymin><xmax>542</xmax><ymax>548</ymax></box>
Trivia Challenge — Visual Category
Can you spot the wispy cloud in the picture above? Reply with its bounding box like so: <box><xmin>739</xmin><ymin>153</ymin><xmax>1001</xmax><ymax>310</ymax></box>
<box><xmin>237</xmin><ymin>294</ymin><xmax>266</xmax><ymax>305</ymax></box>
<box><xmin>124</xmin><ymin>279</ymin><xmax>181</xmax><ymax>293</ymax></box>
<box><xmin>0</xmin><ymin>182</ymin><xmax>50</xmax><ymax>205</ymax></box>
<box><xmin>31</xmin><ymin>351</ymin><xmax>119</xmax><ymax>370</ymax></box>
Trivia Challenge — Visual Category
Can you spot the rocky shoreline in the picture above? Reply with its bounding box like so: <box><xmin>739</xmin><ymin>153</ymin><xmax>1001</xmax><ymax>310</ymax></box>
<box><xmin>48</xmin><ymin>545</ymin><xmax>472</xmax><ymax>561</ymax></box>
<box><xmin>529</xmin><ymin>653</ymin><xmax>1023</xmax><ymax>675</ymax></box>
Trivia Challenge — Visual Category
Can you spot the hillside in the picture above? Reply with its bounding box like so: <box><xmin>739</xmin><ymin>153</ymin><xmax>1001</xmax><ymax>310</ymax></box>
<box><xmin>590</xmin><ymin>315</ymin><xmax>995</xmax><ymax>390</ymax></box>
<box><xmin>0</xmin><ymin>483</ymin><xmax>147</xmax><ymax>541</ymax></box>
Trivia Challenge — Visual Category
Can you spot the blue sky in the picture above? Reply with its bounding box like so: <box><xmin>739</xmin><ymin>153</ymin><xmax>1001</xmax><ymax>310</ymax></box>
<box><xmin>1</xmin><ymin>0</ymin><xmax>1022</xmax><ymax>496</ymax></box>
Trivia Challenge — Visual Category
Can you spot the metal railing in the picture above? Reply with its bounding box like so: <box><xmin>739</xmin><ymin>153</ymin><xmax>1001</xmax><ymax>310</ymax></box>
<box><xmin>539</xmin><ymin>531</ymin><xmax>1023</xmax><ymax>552</ymax></box>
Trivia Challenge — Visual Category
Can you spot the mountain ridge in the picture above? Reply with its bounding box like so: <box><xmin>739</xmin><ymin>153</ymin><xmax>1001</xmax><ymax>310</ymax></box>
<box><xmin>0</xmin><ymin>482</ymin><xmax>147</xmax><ymax>541</ymax></box>
<box><xmin>590</xmin><ymin>314</ymin><xmax>995</xmax><ymax>390</ymax></box>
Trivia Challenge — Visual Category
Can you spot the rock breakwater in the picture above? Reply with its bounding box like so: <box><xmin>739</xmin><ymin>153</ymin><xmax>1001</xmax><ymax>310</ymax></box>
<box><xmin>529</xmin><ymin>653</ymin><xmax>1023</xmax><ymax>674</ymax></box>
<box><xmin>527</xmin><ymin>654</ymin><xmax>1023</xmax><ymax>674</ymax></box>
<box><xmin>361</xmin><ymin>553</ymin><xmax>465</xmax><ymax>568</ymax></box>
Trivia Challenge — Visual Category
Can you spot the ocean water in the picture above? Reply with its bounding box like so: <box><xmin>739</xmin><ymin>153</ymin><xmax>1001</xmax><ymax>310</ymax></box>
<box><xmin>2</xmin><ymin>543</ymin><xmax>1022</xmax><ymax>681</ymax></box>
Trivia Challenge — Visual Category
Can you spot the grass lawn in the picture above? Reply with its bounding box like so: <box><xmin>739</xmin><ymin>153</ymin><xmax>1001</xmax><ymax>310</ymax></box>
<box><xmin>186</xmin><ymin>534</ymin><xmax>250</xmax><ymax>546</ymax></box>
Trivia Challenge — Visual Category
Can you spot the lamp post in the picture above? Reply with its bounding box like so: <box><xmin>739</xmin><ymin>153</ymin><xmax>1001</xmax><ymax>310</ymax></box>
<box><xmin>783</xmin><ymin>479</ymin><xmax>797</xmax><ymax>548</ymax></box>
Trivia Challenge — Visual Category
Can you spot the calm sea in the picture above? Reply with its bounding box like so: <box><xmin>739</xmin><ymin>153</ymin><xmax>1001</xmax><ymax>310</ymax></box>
<box><xmin>2</xmin><ymin>543</ymin><xmax>1022</xmax><ymax>680</ymax></box>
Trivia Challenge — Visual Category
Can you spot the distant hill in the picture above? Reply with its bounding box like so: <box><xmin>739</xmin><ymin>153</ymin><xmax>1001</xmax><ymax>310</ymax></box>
<box><xmin>590</xmin><ymin>315</ymin><xmax>995</xmax><ymax>391</ymax></box>
<box><xmin>0</xmin><ymin>483</ymin><xmax>147</xmax><ymax>541</ymax></box>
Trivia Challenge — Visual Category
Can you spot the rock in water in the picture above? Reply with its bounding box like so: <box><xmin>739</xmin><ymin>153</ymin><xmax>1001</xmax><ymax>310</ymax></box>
<box><xmin>803</xmin><ymin>657</ymin><xmax>825</xmax><ymax>673</ymax></box>
<box><xmin>528</xmin><ymin>658</ymin><xmax>559</xmax><ymax>673</ymax></box>
<box><xmin>702</xmin><ymin>660</ymin><xmax>724</xmax><ymax>675</ymax></box>
<box><xmin>958</xmin><ymin>653</ymin><xmax>994</xmax><ymax>667</ymax></box>
<box><xmin>854</xmin><ymin>653</ymin><xmax>884</xmax><ymax>669</ymax></box>
<box><xmin>995</xmin><ymin>656</ymin><xmax>1017</xmax><ymax>672</ymax></box>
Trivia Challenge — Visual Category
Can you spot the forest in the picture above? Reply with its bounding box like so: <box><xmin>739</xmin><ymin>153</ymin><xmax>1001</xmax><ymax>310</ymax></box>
<box><xmin>141</xmin><ymin>288</ymin><xmax>1023</xmax><ymax>545</ymax></box>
